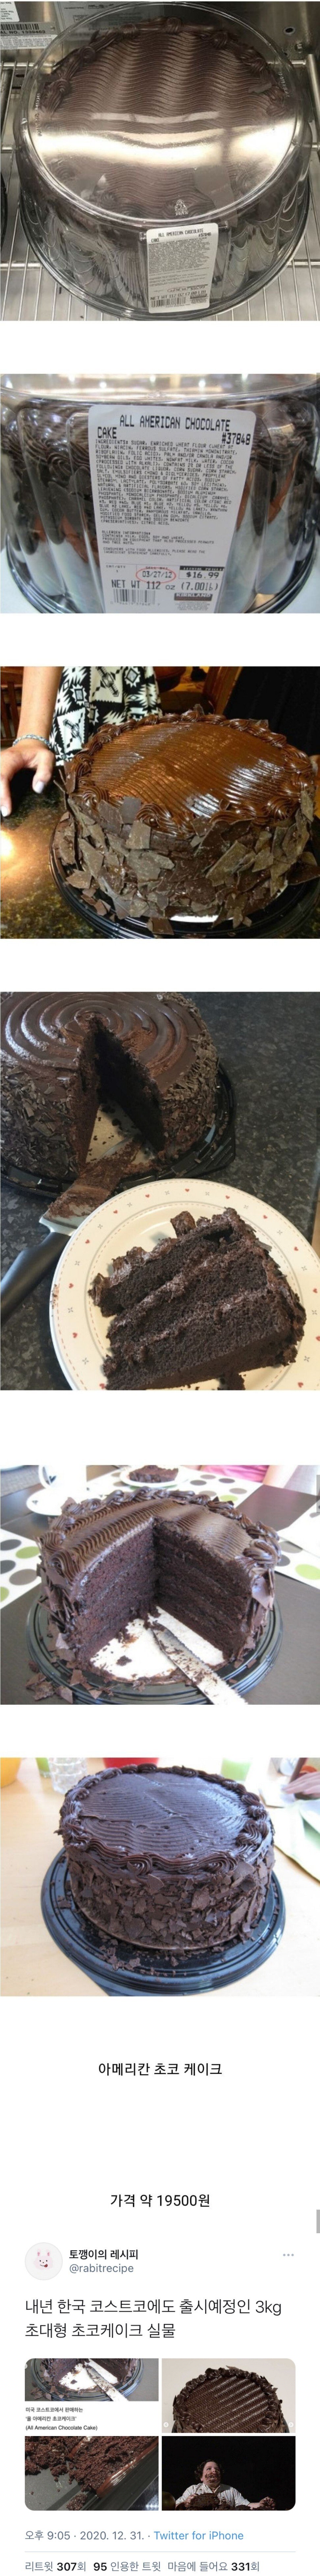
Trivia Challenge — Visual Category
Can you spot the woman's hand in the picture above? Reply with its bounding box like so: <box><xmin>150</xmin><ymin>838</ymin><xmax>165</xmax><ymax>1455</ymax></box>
<box><xmin>0</xmin><ymin>737</ymin><xmax>55</xmax><ymax>816</ymax></box>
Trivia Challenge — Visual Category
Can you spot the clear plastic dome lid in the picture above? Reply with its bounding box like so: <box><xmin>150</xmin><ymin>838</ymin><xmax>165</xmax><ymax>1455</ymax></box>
<box><xmin>14</xmin><ymin>6</ymin><xmax>311</xmax><ymax>230</ymax></box>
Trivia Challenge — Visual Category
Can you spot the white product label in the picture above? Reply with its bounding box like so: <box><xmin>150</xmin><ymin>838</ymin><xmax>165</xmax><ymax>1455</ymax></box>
<box><xmin>146</xmin><ymin>222</ymin><xmax>218</xmax><ymax>312</ymax></box>
<box><xmin>88</xmin><ymin>402</ymin><xmax>256</xmax><ymax>614</ymax></box>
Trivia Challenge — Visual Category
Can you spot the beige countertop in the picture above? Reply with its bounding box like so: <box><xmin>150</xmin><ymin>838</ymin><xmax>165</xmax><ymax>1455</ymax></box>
<box><xmin>1</xmin><ymin>1757</ymin><xmax>319</xmax><ymax>2000</ymax></box>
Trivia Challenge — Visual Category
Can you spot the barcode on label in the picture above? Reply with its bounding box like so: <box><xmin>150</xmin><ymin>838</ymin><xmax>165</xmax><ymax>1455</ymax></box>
<box><xmin>150</xmin><ymin>284</ymin><xmax>208</xmax><ymax>308</ymax></box>
<box><xmin>111</xmin><ymin>578</ymin><xmax>158</xmax><ymax>605</ymax></box>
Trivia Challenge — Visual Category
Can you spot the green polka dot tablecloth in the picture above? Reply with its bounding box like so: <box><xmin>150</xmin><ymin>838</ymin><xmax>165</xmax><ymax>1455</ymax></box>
<box><xmin>0</xmin><ymin>1528</ymin><xmax>40</xmax><ymax>1609</ymax></box>
<box><xmin>277</xmin><ymin>1503</ymin><xmax>320</xmax><ymax>1590</ymax></box>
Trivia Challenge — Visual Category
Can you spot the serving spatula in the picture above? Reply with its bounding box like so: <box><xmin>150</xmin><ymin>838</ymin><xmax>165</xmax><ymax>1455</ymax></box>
<box><xmin>0</xmin><ymin>1197</ymin><xmax>72</xmax><ymax>1321</ymax></box>
<box><xmin>0</xmin><ymin>1144</ymin><xmax>154</xmax><ymax>1322</ymax></box>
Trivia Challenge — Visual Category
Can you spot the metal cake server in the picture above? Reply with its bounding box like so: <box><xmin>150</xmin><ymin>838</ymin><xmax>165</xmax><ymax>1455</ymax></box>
<box><xmin>0</xmin><ymin>1185</ymin><xmax>74</xmax><ymax>1322</ymax></box>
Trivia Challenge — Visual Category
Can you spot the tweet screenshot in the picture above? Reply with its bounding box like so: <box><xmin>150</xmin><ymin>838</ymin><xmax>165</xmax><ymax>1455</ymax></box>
<box><xmin>1</xmin><ymin>1456</ymin><xmax>319</xmax><ymax>2576</ymax></box>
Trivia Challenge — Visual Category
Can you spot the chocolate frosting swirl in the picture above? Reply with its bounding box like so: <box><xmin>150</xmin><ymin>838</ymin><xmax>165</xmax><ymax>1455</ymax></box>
<box><xmin>1</xmin><ymin>990</ymin><xmax>214</xmax><ymax>1098</ymax></box>
<box><xmin>173</xmin><ymin>2362</ymin><xmax>289</xmax><ymax>2435</ymax></box>
<box><xmin>64</xmin><ymin>709</ymin><xmax>315</xmax><ymax>836</ymax></box>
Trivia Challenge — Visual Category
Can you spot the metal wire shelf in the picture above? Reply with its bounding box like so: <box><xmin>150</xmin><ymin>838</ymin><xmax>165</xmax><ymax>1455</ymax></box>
<box><xmin>1</xmin><ymin>49</ymin><xmax>320</xmax><ymax>321</ymax></box>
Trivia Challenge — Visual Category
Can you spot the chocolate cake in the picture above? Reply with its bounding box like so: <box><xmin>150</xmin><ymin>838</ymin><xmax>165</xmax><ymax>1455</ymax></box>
<box><xmin>37</xmin><ymin>2355</ymin><xmax>138</xmax><ymax>2398</ymax></box>
<box><xmin>90</xmin><ymin>1205</ymin><xmax>305</xmax><ymax>1387</ymax></box>
<box><xmin>39</xmin><ymin>1491</ymin><xmax>280</xmax><ymax>1675</ymax></box>
<box><xmin>1</xmin><ymin>993</ymin><xmax>217</xmax><ymax>1187</ymax></box>
<box><xmin>59</xmin><ymin>1766</ymin><xmax>274</xmax><ymax>1959</ymax></box>
<box><xmin>19</xmin><ymin>400</ymin><xmax>101</xmax><ymax>611</ymax></box>
<box><xmin>52</xmin><ymin>707</ymin><xmax>318</xmax><ymax>932</ymax></box>
<box><xmin>173</xmin><ymin>2365</ymin><xmax>288</xmax><ymax>2434</ymax></box>
<box><xmin>25</xmin><ymin>2431</ymin><xmax>157</xmax><ymax>2503</ymax></box>
<box><xmin>0</xmin><ymin>397</ymin><xmax>62</xmax><ymax>602</ymax></box>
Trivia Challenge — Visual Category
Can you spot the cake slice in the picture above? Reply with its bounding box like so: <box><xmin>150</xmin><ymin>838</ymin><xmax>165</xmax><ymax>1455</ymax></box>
<box><xmin>90</xmin><ymin>1206</ymin><xmax>305</xmax><ymax>1387</ymax></box>
<box><xmin>53</xmin><ymin>707</ymin><xmax>318</xmax><ymax>931</ymax></box>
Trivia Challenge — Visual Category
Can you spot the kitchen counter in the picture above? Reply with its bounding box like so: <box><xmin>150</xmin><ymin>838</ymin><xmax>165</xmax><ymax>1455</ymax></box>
<box><xmin>2</xmin><ymin>1757</ymin><xmax>319</xmax><ymax>1998</ymax></box>
<box><xmin>0</xmin><ymin>777</ymin><xmax>89</xmax><ymax>940</ymax></box>
<box><xmin>1</xmin><ymin>992</ymin><xmax>319</xmax><ymax>1390</ymax></box>
<box><xmin>1</xmin><ymin>1479</ymin><xmax>319</xmax><ymax>1704</ymax></box>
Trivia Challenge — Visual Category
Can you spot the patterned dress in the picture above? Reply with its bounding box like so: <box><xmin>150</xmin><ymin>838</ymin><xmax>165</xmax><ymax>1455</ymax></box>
<box><xmin>51</xmin><ymin>665</ymin><xmax>160</xmax><ymax>760</ymax></box>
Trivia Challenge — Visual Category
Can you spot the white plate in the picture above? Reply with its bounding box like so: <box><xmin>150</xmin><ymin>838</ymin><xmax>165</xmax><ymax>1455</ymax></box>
<box><xmin>49</xmin><ymin>1178</ymin><xmax>320</xmax><ymax>1392</ymax></box>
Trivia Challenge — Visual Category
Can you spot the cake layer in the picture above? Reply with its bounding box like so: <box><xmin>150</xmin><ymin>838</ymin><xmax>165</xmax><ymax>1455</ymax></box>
<box><xmin>25</xmin><ymin>2431</ymin><xmax>156</xmax><ymax>2500</ymax></box>
<box><xmin>154</xmin><ymin>1507</ymin><xmax>275</xmax><ymax>1664</ymax></box>
<box><xmin>90</xmin><ymin>1207</ymin><xmax>305</xmax><ymax>1388</ymax></box>
<box><xmin>39</xmin><ymin>1491</ymin><xmax>279</xmax><ymax>1675</ymax></box>
<box><xmin>173</xmin><ymin>2364</ymin><xmax>288</xmax><ymax>2434</ymax></box>
<box><xmin>92</xmin><ymin>1208</ymin><xmax>247</xmax><ymax>1316</ymax></box>
<box><xmin>92</xmin><ymin>1207</ymin><xmax>201</xmax><ymax>1314</ymax></box>
<box><xmin>58</xmin><ymin>709</ymin><xmax>317</xmax><ymax>931</ymax></box>
<box><xmin>59</xmin><ymin>1765</ymin><xmax>274</xmax><ymax>1958</ymax></box>
<box><xmin>1</xmin><ymin>991</ymin><xmax>217</xmax><ymax>1182</ymax></box>
<box><xmin>102</xmin><ymin>1289</ymin><xmax>303</xmax><ymax>1390</ymax></box>
<box><xmin>40</xmin><ymin>1498</ymin><xmax>155</xmax><ymax>1664</ymax></box>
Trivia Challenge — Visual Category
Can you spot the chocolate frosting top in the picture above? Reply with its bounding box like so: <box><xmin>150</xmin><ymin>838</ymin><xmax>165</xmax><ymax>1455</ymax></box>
<box><xmin>64</xmin><ymin>711</ymin><xmax>315</xmax><ymax>839</ymax></box>
<box><xmin>158</xmin><ymin>1498</ymin><xmax>279</xmax><ymax>1609</ymax></box>
<box><xmin>41</xmin><ymin>1490</ymin><xmax>279</xmax><ymax>1600</ymax></box>
<box><xmin>173</xmin><ymin>2363</ymin><xmax>287</xmax><ymax>2429</ymax></box>
<box><xmin>1</xmin><ymin>990</ymin><xmax>211</xmax><ymax>1099</ymax></box>
<box><xmin>60</xmin><ymin>1764</ymin><xmax>273</xmax><ymax>1871</ymax></box>
<box><xmin>41</xmin><ymin>1496</ymin><xmax>153</xmax><ymax>1588</ymax></box>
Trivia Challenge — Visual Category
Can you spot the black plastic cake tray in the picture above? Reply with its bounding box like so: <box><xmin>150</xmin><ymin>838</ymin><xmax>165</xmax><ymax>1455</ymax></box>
<box><xmin>31</xmin><ymin>2354</ymin><xmax>144</xmax><ymax>2399</ymax></box>
<box><xmin>27</xmin><ymin>1589</ymin><xmax>283</xmax><ymax>1701</ymax></box>
<box><xmin>41</xmin><ymin>1851</ymin><xmax>285</xmax><ymax>1995</ymax></box>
